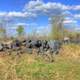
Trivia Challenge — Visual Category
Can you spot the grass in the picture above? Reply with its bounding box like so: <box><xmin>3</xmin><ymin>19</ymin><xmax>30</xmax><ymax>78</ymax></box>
<box><xmin>0</xmin><ymin>44</ymin><xmax>80</xmax><ymax>80</ymax></box>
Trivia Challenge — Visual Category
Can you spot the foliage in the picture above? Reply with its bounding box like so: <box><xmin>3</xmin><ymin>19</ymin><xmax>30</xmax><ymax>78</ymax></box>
<box><xmin>0</xmin><ymin>28</ymin><xmax>6</xmax><ymax>38</ymax></box>
<box><xmin>63</xmin><ymin>29</ymin><xmax>80</xmax><ymax>40</ymax></box>
<box><xmin>16</xmin><ymin>25</ymin><xmax>24</xmax><ymax>37</ymax></box>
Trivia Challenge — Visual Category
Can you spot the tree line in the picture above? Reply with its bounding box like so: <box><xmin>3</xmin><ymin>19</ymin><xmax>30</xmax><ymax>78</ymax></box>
<box><xmin>0</xmin><ymin>15</ymin><xmax>79</xmax><ymax>41</ymax></box>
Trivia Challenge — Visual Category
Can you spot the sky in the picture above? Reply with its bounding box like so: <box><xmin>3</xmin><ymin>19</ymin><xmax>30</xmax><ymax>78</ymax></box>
<box><xmin>0</xmin><ymin>0</ymin><xmax>80</xmax><ymax>36</ymax></box>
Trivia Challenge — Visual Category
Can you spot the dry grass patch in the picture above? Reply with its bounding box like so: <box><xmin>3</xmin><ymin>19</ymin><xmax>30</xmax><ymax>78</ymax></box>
<box><xmin>59</xmin><ymin>43</ymin><xmax>80</xmax><ymax>60</ymax></box>
<box><xmin>0</xmin><ymin>45</ymin><xmax>80</xmax><ymax>80</ymax></box>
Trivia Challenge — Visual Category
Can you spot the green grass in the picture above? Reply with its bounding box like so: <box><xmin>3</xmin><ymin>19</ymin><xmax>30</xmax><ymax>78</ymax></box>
<box><xmin>0</xmin><ymin>44</ymin><xmax>80</xmax><ymax>80</ymax></box>
<box><xmin>15</xmin><ymin>56</ymin><xmax>80</xmax><ymax>80</ymax></box>
<box><xmin>0</xmin><ymin>54</ymin><xmax>80</xmax><ymax>80</ymax></box>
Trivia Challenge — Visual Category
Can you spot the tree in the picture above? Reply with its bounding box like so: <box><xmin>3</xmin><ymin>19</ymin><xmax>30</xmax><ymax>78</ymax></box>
<box><xmin>50</xmin><ymin>14</ymin><xmax>64</xmax><ymax>40</ymax></box>
<box><xmin>0</xmin><ymin>28</ymin><xmax>6</xmax><ymax>38</ymax></box>
<box><xmin>16</xmin><ymin>25</ymin><xmax>25</xmax><ymax>37</ymax></box>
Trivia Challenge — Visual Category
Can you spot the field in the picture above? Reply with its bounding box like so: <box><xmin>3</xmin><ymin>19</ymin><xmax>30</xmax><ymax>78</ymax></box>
<box><xmin>0</xmin><ymin>44</ymin><xmax>80</xmax><ymax>80</ymax></box>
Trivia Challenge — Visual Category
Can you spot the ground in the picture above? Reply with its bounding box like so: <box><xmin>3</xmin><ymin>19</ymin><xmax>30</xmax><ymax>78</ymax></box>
<box><xmin>0</xmin><ymin>44</ymin><xmax>80</xmax><ymax>80</ymax></box>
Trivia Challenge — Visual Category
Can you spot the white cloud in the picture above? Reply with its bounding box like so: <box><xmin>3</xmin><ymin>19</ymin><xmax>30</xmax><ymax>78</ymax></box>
<box><xmin>74</xmin><ymin>14</ymin><xmax>80</xmax><ymax>18</ymax></box>
<box><xmin>0</xmin><ymin>11</ymin><xmax>37</xmax><ymax>18</ymax></box>
<box><xmin>0</xmin><ymin>1</ymin><xmax>79</xmax><ymax>18</ymax></box>
<box><xmin>0</xmin><ymin>11</ymin><xmax>26</xmax><ymax>17</ymax></box>
<box><xmin>16</xmin><ymin>22</ymin><xmax>38</xmax><ymax>26</ymax></box>
<box><xmin>63</xmin><ymin>20</ymin><xmax>77</xmax><ymax>24</ymax></box>
<box><xmin>16</xmin><ymin>23</ymin><xmax>28</xmax><ymax>26</ymax></box>
<box><xmin>24</xmin><ymin>0</ymin><xmax>67</xmax><ymax>11</ymax></box>
<box><xmin>74</xmin><ymin>5</ymin><xmax>80</xmax><ymax>10</ymax></box>
<box><xmin>62</xmin><ymin>5</ymin><xmax>80</xmax><ymax>10</ymax></box>
<box><xmin>0</xmin><ymin>0</ymin><xmax>79</xmax><ymax>21</ymax></box>
<box><xmin>24</xmin><ymin>0</ymin><xmax>80</xmax><ymax>12</ymax></box>
<box><xmin>0</xmin><ymin>12</ymin><xmax>7</xmax><ymax>17</ymax></box>
<box><xmin>7</xmin><ymin>26</ymin><xmax>17</xmax><ymax>30</ymax></box>
<box><xmin>7</xmin><ymin>12</ymin><xmax>26</xmax><ymax>17</ymax></box>
<box><xmin>24</xmin><ymin>0</ymin><xmax>80</xmax><ymax>16</ymax></box>
<box><xmin>62</xmin><ymin>11</ymin><xmax>73</xmax><ymax>17</ymax></box>
<box><xmin>24</xmin><ymin>0</ymin><xmax>65</xmax><ymax>16</ymax></box>
<box><xmin>63</xmin><ymin>17</ymin><xmax>77</xmax><ymax>24</ymax></box>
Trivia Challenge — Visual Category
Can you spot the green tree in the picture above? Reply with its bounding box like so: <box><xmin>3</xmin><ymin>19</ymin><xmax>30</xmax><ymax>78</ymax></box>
<box><xmin>16</xmin><ymin>25</ymin><xmax>24</xmax><ymax>37</ymax></box>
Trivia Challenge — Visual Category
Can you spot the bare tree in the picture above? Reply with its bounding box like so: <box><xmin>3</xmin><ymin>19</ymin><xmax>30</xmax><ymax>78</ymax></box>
<box><xmin>50</xmin><ymin>14</ymin><xmax>64</xmax><ymax>40</ymax></box>
<box><xmin>0</xmin><ymin>20</ymin><xmax>7</xmax><ymax>39</ymax></box>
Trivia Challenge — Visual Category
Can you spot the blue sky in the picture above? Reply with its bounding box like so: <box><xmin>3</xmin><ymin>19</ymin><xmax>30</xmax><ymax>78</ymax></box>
<box><xmin>0</xmin><ymin>0</ymin><xmax>79</xmax><ymax>11</ymax></box>
<box><xmin>0</xmin><ymin>0</ymin><xmax>80</xmax><ymax>36</ymax></box>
